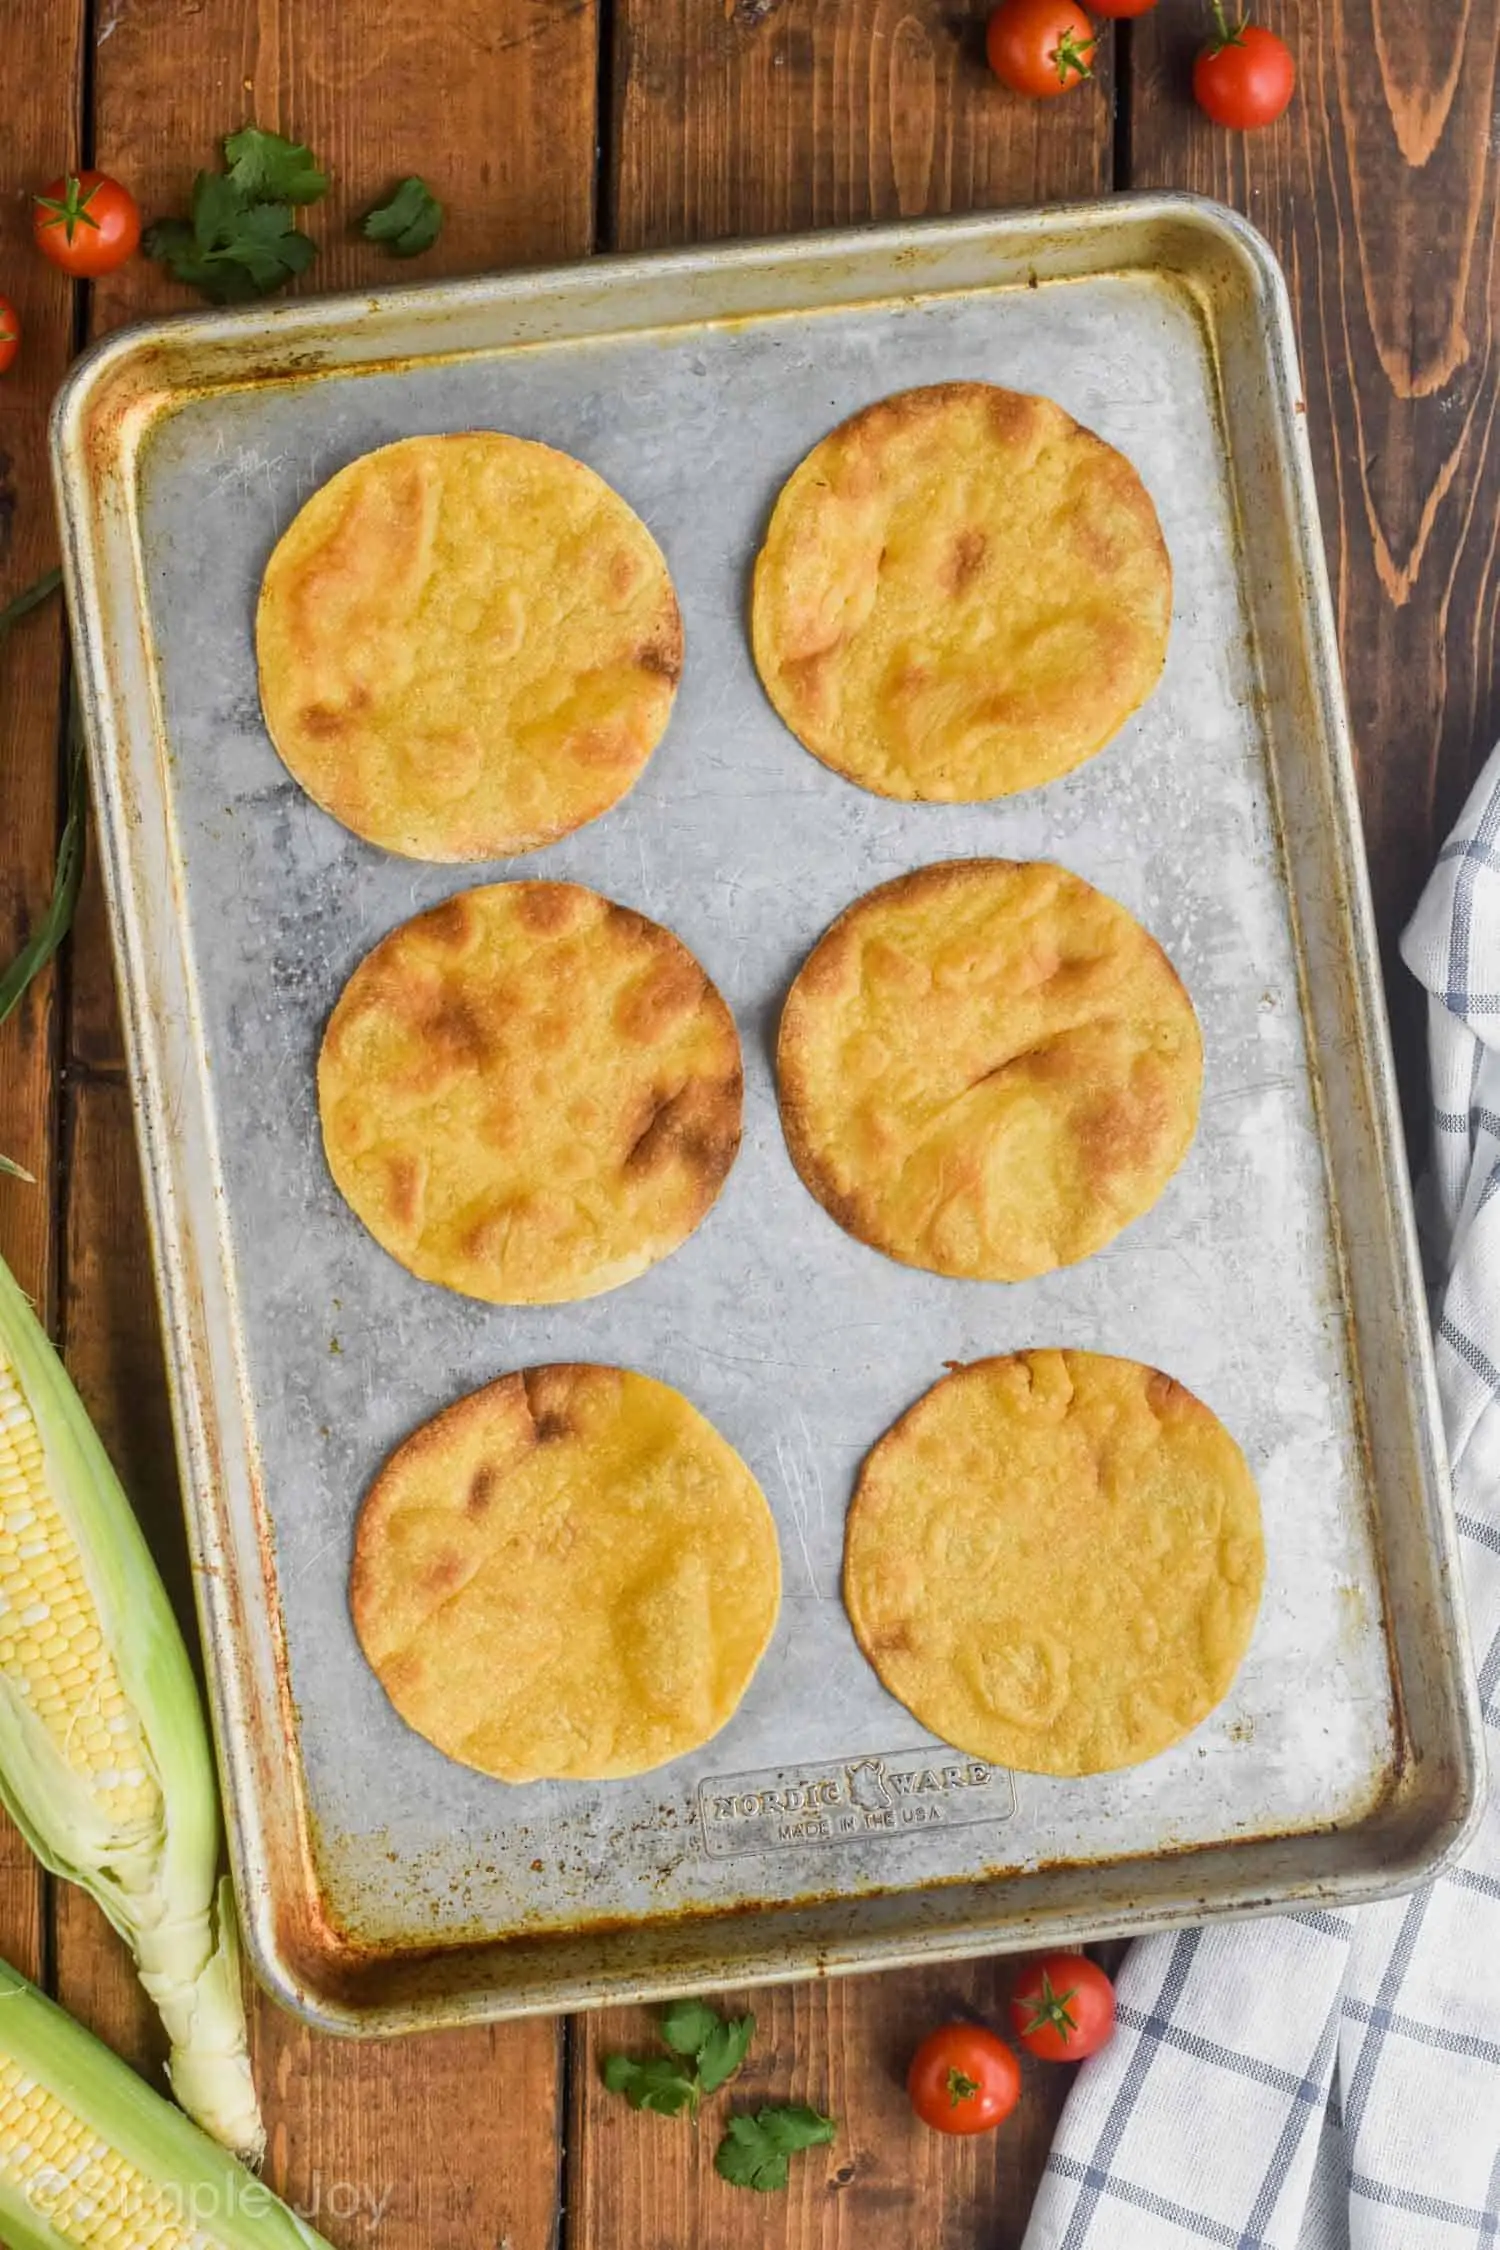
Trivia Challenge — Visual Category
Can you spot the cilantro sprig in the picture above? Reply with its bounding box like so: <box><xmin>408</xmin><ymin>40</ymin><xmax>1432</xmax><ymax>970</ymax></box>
<box><xmin>144</xmin><ymin>126</ymin><xmax>327</xmax><ymax>304</ymax></box>
<box><xmin>600</xmin><ymin>1999</ymin><xmax>755</xmax><ymax>2120</ymax></box>
<box><xmin>0</xmin><ymin>570</ymin><xmax>80</xmax><ymax>1182</ymax></box>
<box><xmin>362</xmin><ymin>176</ymin><xmax>443</xmax><ymax>259</ymax></box>
<box><xmin>714</xmin><ymin>2105</ymin><xmax>837</xmax><ymax>2193</ymax></box>
<box><xmin>600</xmin><ymin>1999</ymin><xmax>837</xmax><ymax>2192</ymax></box>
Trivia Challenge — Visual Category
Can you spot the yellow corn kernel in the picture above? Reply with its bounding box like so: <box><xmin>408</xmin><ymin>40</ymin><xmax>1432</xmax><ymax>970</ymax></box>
<box><xmin>0</xmin><ymin>2057</ymin><xmax>233</xmax><ymax>2246</ymax></box>
<box><xmin>0</xmin><ymin>1355</ymin><xmax>158</xmax><ymax>1829</ymax></box>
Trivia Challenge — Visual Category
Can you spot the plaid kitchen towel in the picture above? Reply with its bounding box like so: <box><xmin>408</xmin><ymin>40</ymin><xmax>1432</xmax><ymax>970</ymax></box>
<box><xmin>1022</xmin><ymin>745</ymin><xmax>1500</xmax><ymax>2250</ymax></box>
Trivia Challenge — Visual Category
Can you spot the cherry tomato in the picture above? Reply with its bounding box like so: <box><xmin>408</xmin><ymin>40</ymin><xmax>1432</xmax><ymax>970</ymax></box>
<box><xmin>33</xmin><ymin>171</ymin><xmax>142</xmax><ymax>279</ymax></box>
<box><xmin>1089</xmin><ymin>0</ymin><xmax>1158</xmax><ymax>14</ymax></box>
<box><xmin>908</xmin><ymin>2023</ymin><xmax>1021</xmax><ymax>2135</ymax></box>
<box><xmin>985</xmin><ymin>0</ymin><xmax>1098</xmax><ymax>98</ymax></box>
<box><xmin>1010</xmin><ymin>1954</ymin><xmax>1117</xmax><ymax>2062</ymax></box>
<box><xmin>1193</xmin><ymin>11</ymin><xmax>1295</xmax><ymax>130</ymax></box>
<box><xmin>0</xmin><ymin>299</ymin><xmax>18</xmax><ymax>377</ymax></box>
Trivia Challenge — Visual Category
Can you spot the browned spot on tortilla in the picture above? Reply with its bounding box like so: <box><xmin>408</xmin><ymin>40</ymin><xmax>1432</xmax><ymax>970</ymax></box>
<box><xmin>423</xmin><ymin>1550</ymin><xmax>466</xmax><ymax>1595</ymax></box>
<box><xmin>386</xmin><ymin>1155</ymin><xmax>423</xmax><ymax>1227</ymax></box>
<box><xmin>626</xmin><ymin>1073</ymin><xmax>742</xmax><ymax>1181</ymax></box>
<box><xmin>513</xmin><ymin>883</ymin><xmax>585</xmax><ymax>935</ymax></box>
<box><xmin>608</xmin><ymin>546</ymin><xmax>644</xmax><ymax>599</ymax></box>
<box><xmin>466</xmin><ymin>1465</ymin><xmax>501</xmax><ymax>1518</ymax></box>
<box><xmin>945</xmin><ymin>528</ymin><xmax>988</xmax><ymax>592</ymax></box>
<box><xmin>423</xmin><ymin>995</ymin><xmax>491</xmax><ymax>1067</ymax></box>
<box><xmin>422</xmin><ymin>894</ymin><xmax>479</xmax><ymax>950</ymax></box>
<box><xmin>571</xmin><ymin>724</ymin><xmax>639</xmax><ymax>769</ymax></box>
<box><xmin>300</xmin><ymin>702</ymin><xmax>354</xmax><ymax>741</ymax></box>
<box><xmin>616</xmin><ymin>954</ymin><xmax>707</xmax><ymax>1045</ymax></box>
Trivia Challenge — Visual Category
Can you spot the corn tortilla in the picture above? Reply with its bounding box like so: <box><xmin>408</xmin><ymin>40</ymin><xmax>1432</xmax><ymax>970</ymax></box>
<box><xmin>844</xmin><ymin>1350</ymin><xmax>1264</xmax><ymax>1776</ymax></box>
<box><xmin>353</xmin><ymin>1364</ymin><xmax>781</xmax><ymax>1783</ymax></box>
<box><xmin>318</xmin><ymin>881</ymin><xmax>742</xmax><ymax>1304</ymax></box>
<box><xmin>257</xmin><ymin>432</ymin><xmax>682</xmax><ymax>860</ymax></box>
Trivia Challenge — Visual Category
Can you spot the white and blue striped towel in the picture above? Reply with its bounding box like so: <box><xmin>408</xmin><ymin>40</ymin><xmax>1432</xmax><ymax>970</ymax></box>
<box><xmin>1023</xmin><ymin>747</ymin><xmax>1500</xmax><ymax>2250</ymax></box>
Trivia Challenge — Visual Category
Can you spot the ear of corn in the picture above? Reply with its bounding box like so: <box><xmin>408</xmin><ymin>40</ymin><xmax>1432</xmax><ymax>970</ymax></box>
<box><xmin>0</xmin><ymin>1955</ymin><xmax>324</xmax><ymax>2248</ymax></box>
<box><xmin>0</xmin><ymin>1250</ymin><xmax>263</xmax><ymax>2161</ymax></box>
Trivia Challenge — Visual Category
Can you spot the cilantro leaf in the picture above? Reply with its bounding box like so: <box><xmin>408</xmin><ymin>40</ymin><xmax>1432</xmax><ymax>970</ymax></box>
<box><xmin>603</xmin><ymin>2002</ymin><xmax>757</xmax><ymax>2126</ymax></box>
<box><xmin>658</xmin><ymin>1999</ymin><xmax>722</xmax><ymax>2059</ymax></box>
<box><xmin>714</xmin><ymin>2106</ymin><xmax>837</xmax><ymax>2193</ymax></box>
<box><xmin>143</xmin><ymin>219</ymin><xmax>261</xmax><ymax>304</ymax></box>
<box><xmin>600</xmin><ymin>2054</ymin><xmax>699</xmax><ymax>2118</ymax></box>
<box><xmin>212</xmin><ymin>201</ymin><xmax>316</xmax><ymax>287</ymax></box>
<box><xmin>696</xmin><ymin>2013</ymin><xmax>755</xmax><ymax>2095</ymax></box>
<box><xmin>191</xmin><ymin>168</ymin><xmax>245</xmax><ymax>253</ymax></box>
<box><xmin>146</xmin><ymin>190</ymin><xmax>315</xmax><ymax>303</ymax></box>
<box><xmin>224</xmin><ymin>125</ymin><xmax>328</xmax><ymax>205</ymax></box>
<box><xmin>362</xmin><ymin>176</ymin><xmax>444</xmax><ymax>258</ymax></box>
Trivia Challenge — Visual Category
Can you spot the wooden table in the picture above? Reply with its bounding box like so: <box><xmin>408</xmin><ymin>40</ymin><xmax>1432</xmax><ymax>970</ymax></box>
<box><xmin>1</xmin><ymin>4</ymin><xmax>1495</xmax><ymax>2243</ymax></box>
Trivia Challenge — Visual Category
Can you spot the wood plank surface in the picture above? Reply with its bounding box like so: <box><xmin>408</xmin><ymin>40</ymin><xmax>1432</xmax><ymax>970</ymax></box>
<box><xmin>1130</xmin><ymin>2</ymin><xmax>1500</xmax><ymax>1127</ymax></box>
<box><xmin>0</xmin><ymin>0</ymin><xmax>84</xmax><ymax>1995</ymax></box>
<box><xmin>577</xmin><ymin>7</ymin><xmax>1121</xmax><ymax>2242</ymax></box>
<box><xmin>57</xmin><ymin>1</ymin><xmax>600</xmax><ymax>2241</ymax></box>
<box><xmin>572</xmin><ymin>1968</ymin><xmax>1064</xmax><ymax>2250</ymax></box>
<box><xmin>610</xmin><ymin>0</ymin><xmax>1113</xmax><ymax>253</ymax></box>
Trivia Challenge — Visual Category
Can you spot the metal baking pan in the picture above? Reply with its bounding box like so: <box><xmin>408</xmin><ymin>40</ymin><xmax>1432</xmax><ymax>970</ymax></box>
<box><xmin>51</xmin><ymin>194</ymin><xmax>1481</xmax><ymax>2035</ymax></box>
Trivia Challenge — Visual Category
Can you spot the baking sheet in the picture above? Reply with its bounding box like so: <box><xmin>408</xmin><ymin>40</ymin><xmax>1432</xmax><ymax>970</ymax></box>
<box><xmin>53</xmin><ymin>196</ymin><xmax>1480</xmax><ymax>2031</ymax></box>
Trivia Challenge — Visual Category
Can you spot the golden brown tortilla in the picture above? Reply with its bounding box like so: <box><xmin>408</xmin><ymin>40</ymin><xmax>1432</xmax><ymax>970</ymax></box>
<box><xmin>777</xmin><ymin>859</ymin><xmax>1201</xmax><ymax>1281</ymax></box>
<box><xmin>319</xmin><ymin>881</ymin><xmax>742</xmax><ymax>1304</ymax></box>
<box><xmin>257</xmin><ymin>432</ymin><xmax>682</xmax><ymax>859</ymax></box>
<box><xmin>352</xmin><ymin>1363</ymin><xmax>782</xmax><ymax>1782</ymax></box>
<box><xmin>844</xmin><ymin>1350</ymin><xmax>1264</xmax><ymax>1776</ymax></box>
<box><xmin>752</xmin><ymin>383</ymin><xmax>1170</xmax><ymax>800</ymax></box>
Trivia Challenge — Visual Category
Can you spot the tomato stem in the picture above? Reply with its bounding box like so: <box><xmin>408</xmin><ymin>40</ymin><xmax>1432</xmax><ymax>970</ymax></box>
<box><xmin>945</xmin><ymin>2066</ymin><xmax>981</xmax><ymax>2107</ymax></box>
<box><xmin>1051</xmin><ymin>26</ymin><xmax>1098</xmax><ymax>82</ymax></box>
<box><xmin>1207</xmin><ymin>0</ymin><xmax>1247</xmax><ymax>50</ymax></box>
<box><xmin>1020</xmin><ymin>1970</ymin><xmax>1080</xmax><ymax>2044</ymax></box>
<box><xmin>34</xmin><ymin>174</ymin><xmax>102</xmax><ymax>242</ymax></box>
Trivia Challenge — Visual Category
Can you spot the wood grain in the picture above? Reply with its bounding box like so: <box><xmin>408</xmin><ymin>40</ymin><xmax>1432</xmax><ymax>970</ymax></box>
<box><xmin>609</xmin><ymin>0</ymin><xmax>1113</xmax><ymax>252</ymax></box>
<box><xmin>573</xmin><ymin>1970</ymin><xmax>1062</xmax><ymax>2250</ymax></box>
<box><xmin>1130</xmin><ymin>2</ymin><xmax>1500</xmax><ymax>1130</ymax></box>
<box><xmin>0</xmin><ymin>0</ymin><xmax>84</xmax><ymax>1995</ymax></box>
<box><xmin>583</xmin><ymin>5</ymin><xmax>1110</xmax><ymax>2239</ymax></box>
<box><xmin>61</xmin><ymin>1</ymin><xmax>600</xmax><ymax>2236</ymax></box>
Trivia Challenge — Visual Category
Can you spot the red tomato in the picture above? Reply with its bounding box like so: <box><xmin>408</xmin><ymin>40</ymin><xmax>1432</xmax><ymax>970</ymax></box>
<box><xmin>1010</xmin><ymin>1954</ymin><xmax>1117</xmax><ymax>2061</ymax></box>
<box><xmin>0</xmin><ymin>298</ymin><xmax>18</xmax><ymax>376</ymax></box>
<box><xmin>33</xmin><ymin>171</ymin><xmax>142</xmax><ymax>278</ymax></box>
<box><xmin>985</xmin><ymin>0</ymin><xmax>1098</xmax><ymax>97</ymax></box>
<box><xmin>908</xmin><ymin>2023</ymin><xmax>1021</xmax><ymax>2135</ymax></box>
<box><xmin>1090</xmin><ymin>0</ymin><xmax>1158</xmax><ymax>13</ymax></box>
<box><xmin>1193</xmin><ymin>16</ymin><xmax>1295</xmax><ymax>130</ymax></box>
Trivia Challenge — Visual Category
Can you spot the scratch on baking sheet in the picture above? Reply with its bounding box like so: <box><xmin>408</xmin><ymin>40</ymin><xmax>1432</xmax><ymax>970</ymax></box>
<box><xmin>209</xmin><ymin>441</ymin><xmax>293</xmax><ymax>529</ymax></box>
<box><xmin>287</xmin><ymin>1527</ymin><xmax>348</xmax><ymax>1583</ymax></box>
<box><xmin>665</xmin><ymin>1333</ymin><xmax>797</xmax><ymax>1372</ymax></box>
<box><xmin>794</xmin><ymin>1407</ymin><xmax>827</xmax><ymax>1534</ymax></box>
<box><xmin>635</xmin><ymin>828</ymin><xmax>655</xmax><ymax>916</ymax></box>
<box><xmin>1201</xmin><ymin>1076</ymin><xmax>1297</xmax><ymax>1110</ymax></box>
<box><xmin>774</xmin><ymin>1432</ymin><xmax>820</xmax><ymax>1597</ymax></box>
